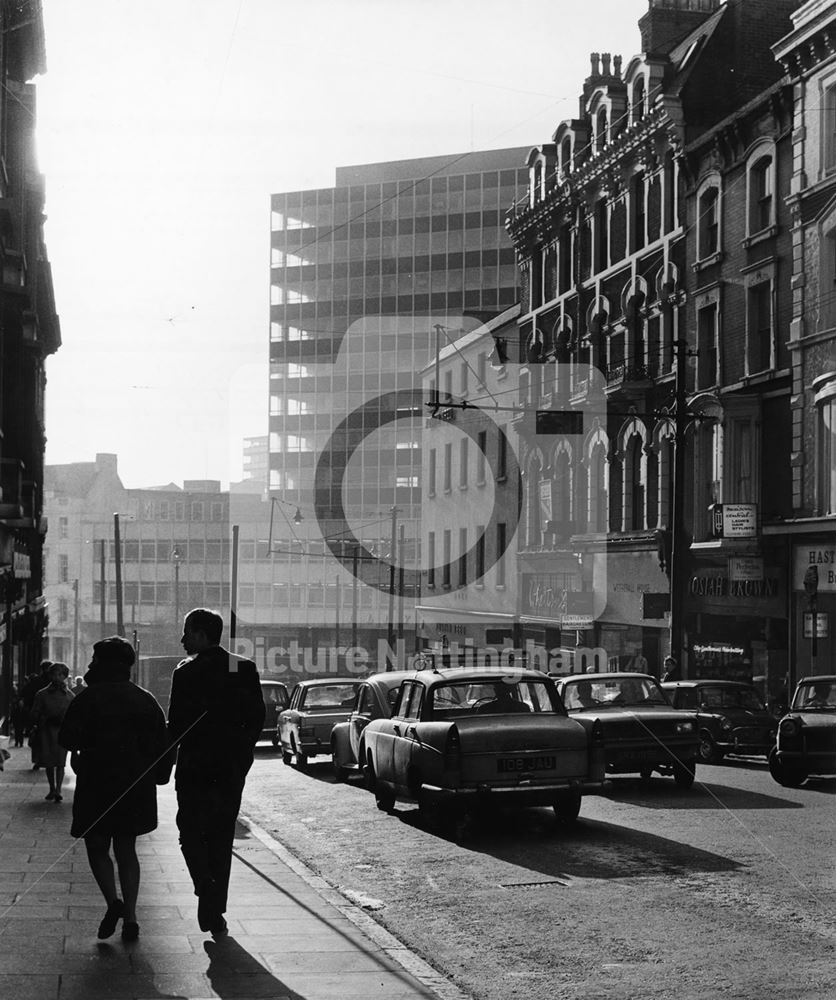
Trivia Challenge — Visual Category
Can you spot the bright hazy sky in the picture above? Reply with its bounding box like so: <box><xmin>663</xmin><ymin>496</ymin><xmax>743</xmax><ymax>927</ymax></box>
<box><xmin>37</xmin><ymin>0</ymin><xmax>647</xmax><ymax>489</ymax></box>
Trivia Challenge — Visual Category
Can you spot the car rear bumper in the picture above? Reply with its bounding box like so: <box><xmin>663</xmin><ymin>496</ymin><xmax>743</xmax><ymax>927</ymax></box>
<box><xmin>606</xmin><ymin>741</ymin><xmax>699</xmax><ymax>772</ymax></box>
<box><xmin>420</xmin><ymin>778</ymin><xmax>602</xmax><ymax>805</ymax></box>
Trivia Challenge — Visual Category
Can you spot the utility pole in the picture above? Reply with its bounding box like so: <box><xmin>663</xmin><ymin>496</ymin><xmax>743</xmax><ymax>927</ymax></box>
<box><xmin>352</xmin><ymin>546</ymin><xmax>359</xmax><ymax>652</ymax></box>
<box><xmin>386</xmin><ymin>506</ymin><xmax>399</xmax><ymax>657</ymax></box>
<box><xmin>397</xmin><ymin>523</ymin><xmax>405</xmax><ymax>649</ymax></box>
<box><xmin>72</xmin><ymin>579</ymin><xmax>79</xmax><ymax>675</ymax></box>
<box><xmin>99</xmin><ymin>540</ymin><xmax>106</xmax><ymax>638</ymax></box>
<box><xmin>230</xmin><ymin>525</ymin><xmax>239</xmax><ymax>645</ymax></box>
<box><xmin>669</xmin><ymin>338</ymin><xmax>689</xmax><ymax>674</ymax></box>
<box><xmin>113</xmin><ymin>514</ymin><xmax>124</xmax><ymax>638</ymax></box>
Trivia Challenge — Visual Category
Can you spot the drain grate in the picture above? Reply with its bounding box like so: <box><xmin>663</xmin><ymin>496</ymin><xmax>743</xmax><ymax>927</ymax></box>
<box><xmin>500</xmin><ymin>878</ymin><xmax>568</xmax><ymax>889</ymax></box>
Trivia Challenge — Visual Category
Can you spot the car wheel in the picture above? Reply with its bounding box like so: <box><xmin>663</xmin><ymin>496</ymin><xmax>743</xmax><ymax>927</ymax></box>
<box><xmin>553</xmin><ymin>789</ymin><xmax>582</xmax><ymax>825</ymax></box>
<box><xmin>365</xmin><ymin>761</ymin><xmax>394</xmax><ymax>810</ymax></box>
<box><xmin>698</xmin><ymin>732</ymin><xmax>722</xmax><ymax>765</ymax></box>
<box><xmin>332</xmin><ymin>750</ymin><xmax>349</xmax><ymax>783</ymax></box>
<box><xmin>673</xmin><ymin>760</ymin><xmax>696</xmax><ymax>789</ymax></box>
<box><xmin>768</xmin><ymin>748</ymin><xmax>807</xmax><ymax>788</ymax></box>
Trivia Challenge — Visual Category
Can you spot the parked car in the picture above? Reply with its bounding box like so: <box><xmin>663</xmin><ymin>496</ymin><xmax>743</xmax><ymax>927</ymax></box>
<box><xmin>259</xmin><ymin>679</ymin><xmax>290</xmax><ymax>748</ymax></box>
<box><xmin>553</xmin><ymin>672</ymin><xmax>699</xmax><ymax>788</ymax></box>
<box><xmin>361</xmin><ymin>668</ymin><xmax>605</xmax><ymax>826</ymax></box>
<box><xmin>769</xmin><ymin>675</ymin><xmax>836</xmax><ymax>787</ymax></box>
<box><xmin>661</xmin><ymin>679</ymin><xmax>777</xmax><ymax>763</ymax></box>
<box><xmin>330</xmin><ymin>671</ymin><xmax>415</xmax><ymax>781</ymax></box>
<box><xmin>278</xmin><ymin>678</ymin><xmax>362</xmax><ymax>768</ymax></box>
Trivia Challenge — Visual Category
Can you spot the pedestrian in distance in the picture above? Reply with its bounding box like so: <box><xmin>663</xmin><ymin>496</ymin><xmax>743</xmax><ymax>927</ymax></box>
<box><xmin>661</xmin><ymin>656</ymin><xmax>680</xmax><ymax>683</ymax></box>
<box><xmin>29</xmin><ymin>662</ymin><xmax>74</xmax><ymax>801</ymax></box>
<box><xmin>21</xmin><ymin>660</ymin><xmax>52</xmax><ymax>769</ymax></box>
<box><xmin>11</xmin><ymin>683</ymin><xmax>26</xmax><ymax>747</ymax></box>
<box><xmin>167</xmin><ymin>608</ymin><xmax>265</xmax><ymax>937</ymax></box>
<box><xmin>58</xmin><ymin>636</ymin><xmax>169</xmax><ymax>943</ymax></box>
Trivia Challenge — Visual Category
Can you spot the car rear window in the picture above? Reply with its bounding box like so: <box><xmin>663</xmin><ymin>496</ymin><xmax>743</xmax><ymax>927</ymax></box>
<box><xmin>300</xmin><ymin>683</ymin><xmax>359</xmax><ymax>710</ymax></box>
<box><xmin>429</xmin><ymin>679</ymin><xmax>561</xmax><ymax>718</ymax></box>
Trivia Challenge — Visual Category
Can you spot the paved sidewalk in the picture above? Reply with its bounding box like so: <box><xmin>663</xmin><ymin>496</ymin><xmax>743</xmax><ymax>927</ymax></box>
<box><xmin>0</xmin><ymin>742</ymin><xmax>459</xmax><ymax>1000</ymax></box>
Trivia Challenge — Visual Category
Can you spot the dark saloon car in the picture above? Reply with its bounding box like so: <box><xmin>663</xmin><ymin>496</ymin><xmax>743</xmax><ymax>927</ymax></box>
<box><xmin>769</xmin><ymin>675</ymin><xmax>836</xmax><ymax>787</ymax></box>
<box><xmin>554</xmin><ymin>673</ymin><xmax>699</xmax><ymax>787</ymax></box>
<box><xmin>278</xmin><ymin>678</ymin><xmax>362</xmax><ymax>768</ymax></box>
<box><xmin>661</xmin><ymin>680</ymin><xmax>777</xmax><ymax>764</ymax></box>
<box><xmin>330</xmin><ymin>671</ymin><xmax>415</xmax><ymax>781</ymax></box>
<box><xmin>259</xmin><ymin>679</ymin><xmax>290</xmax><ymax>747</ymax></box>
<box><xmin>362</xmin><ymin>669</ymin><xmax>605</xmax><ymax>824</ymax></box>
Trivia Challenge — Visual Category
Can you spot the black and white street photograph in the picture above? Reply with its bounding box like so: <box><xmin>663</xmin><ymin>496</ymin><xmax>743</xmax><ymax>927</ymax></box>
<box><xmin>0</xmin><ymin>1</ymin><xmax>834</xmax><ymax>998</ymax></box>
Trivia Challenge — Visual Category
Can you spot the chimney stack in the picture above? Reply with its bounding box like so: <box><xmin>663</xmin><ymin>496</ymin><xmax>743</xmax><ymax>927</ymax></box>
<box><xmin>638</xmin><ymin>0</ymin><xmax>721</xmax><ymax>55</ymax></box>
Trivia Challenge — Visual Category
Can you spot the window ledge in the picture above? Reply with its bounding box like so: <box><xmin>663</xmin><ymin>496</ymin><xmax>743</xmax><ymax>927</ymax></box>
<box><xmin>742</xmin><ymin>225</ymin><xmax>777</xmax><ymax>249</ymax></box>
<box><xmin>495</xmin><ymin>584</ymin><xmax>506</xmax><ymax>591</ymax></box>
<box><xmin>496</xmin><ymin>475</ymin><xmax>508</xmax><ymax>484</ymax></box>
<box><xmin>693</xmin><ymin>251</ymin><xmax>724</xmax><ymax>272</ymax></box>
<box><xmin>459</xmin><ymin>484</ymin><xmax>468</xmax><ymax>491</ymax></box>
<box><xmin>476</xmin><ymin>478</ymin><xmax>486</xmax><ymax>487</ymax></box>
<box><xmin>474</xmin><ymin>583</ymin><xmax>485</xmax><ymax>590</ymax></box>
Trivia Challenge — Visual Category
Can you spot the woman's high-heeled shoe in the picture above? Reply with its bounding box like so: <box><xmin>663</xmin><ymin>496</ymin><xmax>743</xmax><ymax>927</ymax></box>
<box><xmin>121</xmin><ymin>921</ymin><xmax>139</xmax><ymax>942</ymax></box>
<box><xmin>97</xmin><ymin>899</ymin><xmax>125</xmax><ymax>939</ymax></box>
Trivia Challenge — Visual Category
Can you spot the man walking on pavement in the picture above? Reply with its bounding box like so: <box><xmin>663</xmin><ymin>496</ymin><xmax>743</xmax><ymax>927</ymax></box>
<box><xmin>167</xmin><ymin>608</ymin><xmax>265</xmax><ymax>936</ymax></box>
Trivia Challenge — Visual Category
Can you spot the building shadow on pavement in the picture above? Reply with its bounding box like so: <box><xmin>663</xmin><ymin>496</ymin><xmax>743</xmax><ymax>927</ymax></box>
<box><xmin>595</xmin><ymin>776</ymin><xmax>804</xmax><ymax>810</ymax></box>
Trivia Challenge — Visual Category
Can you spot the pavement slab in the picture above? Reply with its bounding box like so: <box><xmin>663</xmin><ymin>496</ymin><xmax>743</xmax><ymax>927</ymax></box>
<box><xmin>0</xmin><ymin>744</ymin><xmax>466</xmax><ymax>1000</ymax></box>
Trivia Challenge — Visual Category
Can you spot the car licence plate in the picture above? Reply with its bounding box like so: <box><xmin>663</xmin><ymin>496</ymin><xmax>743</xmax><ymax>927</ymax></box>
<box><xmin>497</xmin><ymin>755</ymin><xmax>556</xmax><ymax>773</ymax></box>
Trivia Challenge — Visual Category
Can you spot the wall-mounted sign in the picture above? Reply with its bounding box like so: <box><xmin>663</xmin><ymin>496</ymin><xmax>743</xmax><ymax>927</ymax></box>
<box><xmin>13</xmin><ymin>550</ymin><xmax>30</xmax><ymax>579</ymax></box>
<box><xmin>793</xmin><ymin>546</ymin><xmax>836</xmax><ymax>593</ymax></box>
<box><xmin>728</xmin><ymin>556</ymin><xmax>764</xmax><ymax>582</ymax></box>
<box><xmin>689</xmin><ymin>573</ymin><xmax>778</xmax><ymax>599</ymax></box>
<box><xmin>712</xmin><ymin>503</ymin><xmax>758</xmax><ymax>538</ymax></box>
<box><xmin>803</xmin><ymin>613</ymin><xmax>829</xmax><ymax>638</ymax></box>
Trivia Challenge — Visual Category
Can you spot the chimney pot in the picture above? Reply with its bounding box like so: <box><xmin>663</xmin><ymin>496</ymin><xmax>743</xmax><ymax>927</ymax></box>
<box><xmin>590</xmin><ymin>52</ymin><xmax>601</xmax><ymax>77</ymax></box>
<box><xmin>602</xmin><ymin>52</ymin><xmax>612</xmax><ymax>76</ymax></box>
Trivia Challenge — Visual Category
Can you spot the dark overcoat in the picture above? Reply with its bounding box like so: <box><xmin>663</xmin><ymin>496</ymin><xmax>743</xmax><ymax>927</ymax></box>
<box><xmin>58</xmin><ymin>680</ymin><xmax>168</xmax><ymax>839</ymax></box>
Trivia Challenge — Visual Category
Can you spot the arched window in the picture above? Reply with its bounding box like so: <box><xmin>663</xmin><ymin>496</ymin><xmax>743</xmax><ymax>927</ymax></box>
<box><xmin>815</xmin><ymin>374</ymin><xmax>836</xmax><ymax>515</ymax></box>
<box><xmin>588</xmin><ymin>441</ymin><xmax>608</xmax><ymax>533</ymax></box>
<box><xmin>596</xmin><ymin>108</ymin><xmax>608</xmax><ymax>152</ymax></box>
<box><xmin>532</xmin><ymin>161</ymin><xmax>543</xmax><ymax>206</ymax></box>
<box><xmin>697</xmin><ymin>181</ymin><xmax>721</xmax><ymax>260</ymax></box>
<box><xmin>747</xmin><ymin>149</ymin><xmax>774</xmax><ymax>236</ymax></box>
<box><xmin>632</xmin><ymin>77</ymin><xmax>646</xmax><ymax>124</ymax></box>
<box><xmin>526</xmin><ymin>453</ymin><xmax>544</xmax><ymax>548</ymax></box>
<box><xmin>625</xmin><ymin>434</ymin><xmax>645</xmax><ymax>531</ymax></box>
<box><xmin>561</xmin><ymin>136</ymin><xmax>573</xmax><ymax>176</ymax></box>
<box><xmin>552</xmin><ymin>446</ymin><xmax>573</xmax><ymax>538</ymax></box>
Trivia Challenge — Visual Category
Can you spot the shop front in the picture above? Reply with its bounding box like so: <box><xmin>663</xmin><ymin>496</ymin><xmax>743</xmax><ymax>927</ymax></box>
<box><xmin>586</xmin><ymin>549</ymin><xmax>672</xmax><ymax>676</ymax></box>
<box><xmin>791</xmin><ymin>540</ymin><xmax>836</xmax><ymax>684</ymax></box>
<box><xmin>684</xmin><ymin>547</ymin><xmax>788</xmax><ymax>697</ymax></box>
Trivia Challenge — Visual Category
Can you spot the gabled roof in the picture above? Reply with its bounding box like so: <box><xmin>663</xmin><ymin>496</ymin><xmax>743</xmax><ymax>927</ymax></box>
<box><xmin>45</xmin><ymin>463</ymin><xmax>102</xmax><ymax>498</ymax></box>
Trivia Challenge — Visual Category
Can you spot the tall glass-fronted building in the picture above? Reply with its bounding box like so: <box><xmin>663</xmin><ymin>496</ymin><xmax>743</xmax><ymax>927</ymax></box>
<box><xmin>267</xmin><ymin>149</ymin><xmax>528</xmax><ymax>649</ymax></box>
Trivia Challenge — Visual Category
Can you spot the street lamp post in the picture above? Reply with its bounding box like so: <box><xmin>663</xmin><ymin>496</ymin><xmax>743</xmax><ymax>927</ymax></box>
<box><xmin>171</xmin><ymin>544</ymin><xmax>182</xmax><ymax>629</ymax></box>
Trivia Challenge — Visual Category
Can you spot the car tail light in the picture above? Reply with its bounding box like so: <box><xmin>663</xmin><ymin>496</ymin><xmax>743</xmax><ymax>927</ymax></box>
<box><xmin>444</xmin><ymin>726</ymin><xmax>461</xmax><ymax>769</ymax></box>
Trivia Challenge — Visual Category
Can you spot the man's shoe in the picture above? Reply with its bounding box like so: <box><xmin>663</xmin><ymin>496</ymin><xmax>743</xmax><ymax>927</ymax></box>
<box><xmin>209</xmin><ymin>915</ymin><xmax>228</xmax><ymax>938</ymax></box>
<box><xmin>197</xmin><ymin>882</ymin><xmax>220</xmax><ymax>932</ymax></box>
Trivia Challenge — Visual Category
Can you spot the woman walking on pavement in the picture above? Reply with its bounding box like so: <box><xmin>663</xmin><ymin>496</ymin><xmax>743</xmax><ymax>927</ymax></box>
<box><xmin>29</xmin><ymin>662</ymin><xmax>74</xmax><ymax>801</ymax></box>
<box><xmin>58</xmin><ymin>636</ymin><xmax>170</xmax><ymax>942</ymax></box>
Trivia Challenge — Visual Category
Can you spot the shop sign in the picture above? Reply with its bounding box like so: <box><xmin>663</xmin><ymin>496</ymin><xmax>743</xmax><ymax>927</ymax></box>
<box><xmin>793</xmin><ymin>546</ymin><xmax>836</xmax><ymax>592</ymax></box>
<box><xmin>689</xmin><ymin>573</ymin><xmax>778</xmax><ymax>599</ymax></box>
<box><xmin>13</xmin><ymin>550</ymin><xmax>30</xmax><ymax>579</ymax></box>
<box><xmin>728</xmin><ymin>556</ymin><xmax>764</xmax><ymax>582</ymax></box>
<box><xmin>523</xmin><ymin>575</ymin><xmax>591</xmax><ymax>626</ymax></box>
<box><xmin>712</xmin><ymin>503</ymin><xmax>758</xmax><ymax>538</ymax></box>
<box><xmin>803</xmin><ymin>613</ymin><xmax>829</xmax><ymax>638</ymax></box>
